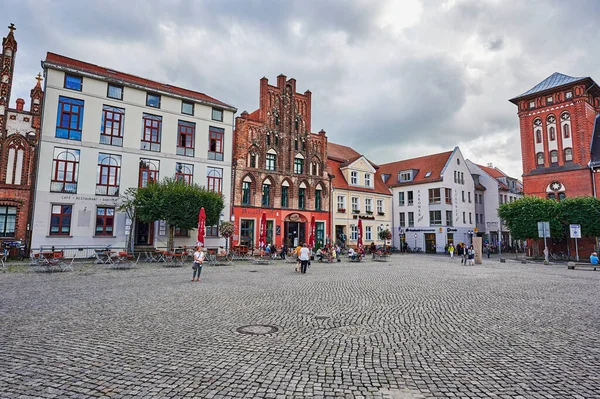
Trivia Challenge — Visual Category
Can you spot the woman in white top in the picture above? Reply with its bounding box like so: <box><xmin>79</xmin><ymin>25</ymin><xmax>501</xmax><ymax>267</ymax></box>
<box><xmin>192</xmin><ymin>246</ymin><xmax>205</xmax><ymax>281</ymax></box>
<box><xmin>299</xmin><ymin>243</ymin><xmax>311</xmax><ymax>274</ymax></box>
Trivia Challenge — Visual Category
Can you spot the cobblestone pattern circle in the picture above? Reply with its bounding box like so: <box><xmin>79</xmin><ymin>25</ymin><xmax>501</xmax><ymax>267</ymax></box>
<box><xmin>235</xmin><ymin>324</ymin><xmax>280</xmax><ymax>335</ymax></box>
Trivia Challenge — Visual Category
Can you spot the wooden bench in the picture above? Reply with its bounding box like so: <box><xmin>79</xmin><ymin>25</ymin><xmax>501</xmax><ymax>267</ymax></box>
<box><xmin>567</xmin><ymin>262</ymin><xmax>598</xmax><ymax>271</ymax></box>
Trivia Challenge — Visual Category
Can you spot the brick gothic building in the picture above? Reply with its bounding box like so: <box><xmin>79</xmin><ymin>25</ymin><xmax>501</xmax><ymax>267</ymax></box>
<box><xmin>510</xmin><ymin>72</ymin><xmax>600</xmax><ymax>198</ymax></box>
<box><xmin>231</xmin><ymin>75</ymin><xmax>329</xmax><ymax>249</ymax></box>
<box><xmin>0</xmin><ymin>24</ymin><xmax>43</xmax><ymax>249</ymax></box>
<box><xmin>510</xmin><ymin>72</ymin><xmax>600</xmax><ymax>256</ymax></box>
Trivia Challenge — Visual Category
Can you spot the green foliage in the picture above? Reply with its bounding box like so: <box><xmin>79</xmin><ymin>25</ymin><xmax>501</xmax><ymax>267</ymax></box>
<box><xmin>135</xmin><ymin>177</ymin><xmax>225</xmax><ymax>230</ymax></box>
<box><xmin>557</xmin><ymin>196</ymin><xmax>600</xmax><ymax>238</ymax></box>
<box><xmin>498</xmin><ymin>195</ymin><xmax>600</xmax><ymax>240</ymax></box>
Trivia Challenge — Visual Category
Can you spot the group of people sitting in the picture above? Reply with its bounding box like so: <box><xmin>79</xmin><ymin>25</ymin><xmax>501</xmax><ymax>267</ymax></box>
<box><xmin>315</xmin><ymin>244</ymin><xmax>342</xmax><ymax>263</ymax></box>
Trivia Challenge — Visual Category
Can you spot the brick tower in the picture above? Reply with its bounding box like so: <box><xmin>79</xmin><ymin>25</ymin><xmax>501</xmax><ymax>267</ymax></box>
<box><xmin>510</xmin><ymin>72</ymin><xmax>600</xmax><ymax>199</ymax></box>
<box><xmin>231</xmin><ymin>75</ymin><xmax>330</xmax><ymax>249</ymax></box>
<box><xmin>0</xmin><ymin>23</ymin><xmax>44</xmax><ymax>251</ymax></box>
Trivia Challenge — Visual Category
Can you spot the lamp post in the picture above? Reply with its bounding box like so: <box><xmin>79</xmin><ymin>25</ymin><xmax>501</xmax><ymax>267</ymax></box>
<box><xmin>468</xmin><ymin>230</ymin><xmax>474</xmax><ymax>245</ymax></box>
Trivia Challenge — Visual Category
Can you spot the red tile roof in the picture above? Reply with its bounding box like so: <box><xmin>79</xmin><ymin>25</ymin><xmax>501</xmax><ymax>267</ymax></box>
<box><xmin>43</xmin><ymin>52</ymin><xmax>236</xmax><ymax>111</ymax></box>
<box><xmin>378</xmin><ymin>151</ymin><xmax>454</xmax><ymax>187</ymax></box>
<box><xmin>476</xmin><ymin>164</ymin><xmax>510</xmax><ymax>190</ymax></box>
<box><xmin>327</xmin><ymin>143</ymin><xmax>391</xmax><ymax>196</ymax></box>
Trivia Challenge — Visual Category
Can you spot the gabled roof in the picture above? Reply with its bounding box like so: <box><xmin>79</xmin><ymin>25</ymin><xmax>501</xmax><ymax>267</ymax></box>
<box><xmin>476</xmin><ymin>164</ymin><xmax>511</xmax><ymax>190</ymax></box>
<box><xmin>378</xmin><ymin>150</ymin><xmax>453</xmax><ymax>187</ymax></box>
<box><xmin>43</xmin><ymin>52</ymin><xmax>236</xmax><ymax>111</ymax></box>
<box><xmin>327</xmin><ymin>142</ymin><xmax>361</xmax><ymax>162</ymax></box>
<box><xmin>327</xmin><ymin>142</ymin><xmax>391</xmax><ymax>196</ymax></box>
<box><xmin>510</xmin><ymin>72</ymin><xmax>590</xmax><ymax>103</ymax></box>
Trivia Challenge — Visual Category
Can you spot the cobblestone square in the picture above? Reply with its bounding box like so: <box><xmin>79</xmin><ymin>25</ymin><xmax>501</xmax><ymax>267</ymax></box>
<box><xmin>1</xmin><ymin>255</ymin><xmax>599</xmax><ymax>398</ymax></box>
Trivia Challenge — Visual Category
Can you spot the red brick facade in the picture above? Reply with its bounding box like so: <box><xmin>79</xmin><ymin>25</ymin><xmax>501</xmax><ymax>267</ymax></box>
<box><xmin>511</xmin><ymin>74</ymin><xmax>600</xmax><ymax>256</ymax></box>
<box><xmin>0</xmin><ymin>24</ymin><xmax>43</xmax><ymax>251</ymax></box>
<box><xmin>231</xmin><ymin>75</ymin><xmax>330</xmax><ymax>249</ymax></box>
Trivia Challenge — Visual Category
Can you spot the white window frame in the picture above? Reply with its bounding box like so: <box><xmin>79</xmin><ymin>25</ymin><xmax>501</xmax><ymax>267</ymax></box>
<box><xmin>351</xmin><ymin>197</ymin><xmax>359</xmax><ymax>212</ymax></box>
<box><xmin>351</xmin><ymin>224</ymin><xmax>358</xmax><ymax>240</ymax></box>
<box><xmin>365</xmin><ymin>226</ymin><xmax>372</xmax><ymax>241</ymax></box>
<box><xmin>364</xmin><ymin>173</ymin><xmax>372</xmax><ymax>187</ymax></box>
<box><xmin>365</xmin><ymin>198</ymin><xmax>373</xmax><ymax>213</ymax></box>
<box><xmin>376</xmin><ymin>199</ymin><xmax>383</xmax><ymax>214</ymax></box>
<box><xmin>337</xmin><ymin>195</ymin><xmax>346</xmax><ymax>210</ymax></box>
<box><xmin>350</xmin><ymin>171</ymin><xmax>358</xmax><ymax>185</ymax></box>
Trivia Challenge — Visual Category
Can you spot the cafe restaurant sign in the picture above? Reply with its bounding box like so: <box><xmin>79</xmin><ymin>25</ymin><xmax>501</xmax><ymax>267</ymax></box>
<box><xmin>60</xmin><ymin>194</ymin><xmax>117</xmax><ymax>203</ymax></box>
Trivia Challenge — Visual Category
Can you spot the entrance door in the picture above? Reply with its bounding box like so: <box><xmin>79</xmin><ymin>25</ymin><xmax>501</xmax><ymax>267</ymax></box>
<box><xmin>284</xmin><ymin>222</ymin><xmax>306</xmax><ymax>247</ymax></box>
<box><xmin>240</xmin><ymin>219</ymin><xmax>254</xmax><ymax>248</ymax></box>
<box><xmin>447</xmin><ymin>233</ymin><xmax>454</xmax><ymax>246</ymax></box>
<box><xmin>335</xmin><ymin>225</ymin><xmax>346</xmax><ymax>245</ymax></box>
<box><xmin>425</xmin><ymin>233</ymin><xmax>437</xmax><ymax>253</ymax></box>
<box><xmin>135</xmin><ymin>221</ymin><xmax>154</xmax><ymax>245</ymax></box>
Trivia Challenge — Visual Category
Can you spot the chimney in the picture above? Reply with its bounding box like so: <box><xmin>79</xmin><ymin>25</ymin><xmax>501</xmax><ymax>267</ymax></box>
<box><xmin>487</xmin><ymin>163</ymin><xmax>493</xmax><ymax>168</ymax></box>
<box><xmin>15</xmin><ymin>98</ymin><xmax>24</xmax><ymax>111</ymax></box>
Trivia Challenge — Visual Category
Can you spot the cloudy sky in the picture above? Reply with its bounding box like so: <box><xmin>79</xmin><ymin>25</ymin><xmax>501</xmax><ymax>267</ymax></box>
<box><xmin>3</xmin><ymin>0</ymin><xmax>600</xmax><ymax>179</ymax></box>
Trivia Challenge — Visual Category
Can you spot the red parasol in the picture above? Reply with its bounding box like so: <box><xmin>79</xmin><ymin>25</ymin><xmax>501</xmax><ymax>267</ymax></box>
<box><xmin>259</xmin><ymin>212</ymin><xmax>267</xmax><ymax>249</ymax></box>
<box><xmin>197</xmin><ymin>207</ymin><xmax>206</xmax><ymax>247</ymax></box>
<box><xmin>309</xmin><ymin>215</ymin><xmax>316</xmax><ymax>248</ymax></box>
<box><xmin>357</xmin><ymin>219</ymin><xmax>363</xmax><ymax>248</ymax></box>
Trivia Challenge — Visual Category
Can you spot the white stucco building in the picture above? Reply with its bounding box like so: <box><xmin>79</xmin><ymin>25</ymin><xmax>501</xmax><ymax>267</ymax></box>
<box><xmin>379</xmin><ymin>147</ymin><xmax>476</xmax><ymax>253</ymax></box>
<box><xmin>466</xmin><ymin>161</ymin><xmax>523</xmax><ymax>247</ymax></box>
<box><xmin>31</xmin><ymin>53</ymin><xmax>236</xmax><ymax>250</ymax></box>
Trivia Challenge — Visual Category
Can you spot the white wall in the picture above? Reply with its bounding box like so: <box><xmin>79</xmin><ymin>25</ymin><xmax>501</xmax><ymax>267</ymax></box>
<box><xmin>391</xmin><ymin>148</ymin><xmax>476</xmax><ymax>252</ymax></box>
<box><xmin>31</xmin><ymin>68</ymin><xmax>234</xmax><ymax>249</ymax></box>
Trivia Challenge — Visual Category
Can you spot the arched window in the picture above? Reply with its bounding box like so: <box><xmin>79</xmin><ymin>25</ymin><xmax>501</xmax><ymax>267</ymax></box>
<box><xmin>564</xmin><ymin>148</ymin><xmax>573</xmax><ymax>162</ymax></box>
<box><xmin>550</xmin><ymin>150</ymin><xmax>558</xmax><ymax>164</ymax></box>
<box><xmin>298</xmin><ymin>182</ymin><xmax>307</xmax><ymax>209</ymax></box>
<box><xmin>294</xmin><ymin>154</ymin><xmax>304</xmax><ymax>174</ymax></box>
<box><xmin>96</xmin><ymin>153</ymin><xmax>121</xmax><ymax>196</ymax></box>
<box><xmin>242</xmin><ymin>176</ymin><xmax>253</xmax><ymax>205</ymax></box>
<box><xmin>536</xmin><ymin>152</ymin><xmax>544</xmax><ymax>166</ymax></box>
<box><xmin>549</xmin><ymin>126</ymin><xmax>556</xmax><ymax>141</ymax></box>
<box><xmin>281</xmin><ymin>180</ymin><xmax>290</xmax><ymax>208</ymax></box>
<box><xmin>262</xmin><ymin>179</ymin><xmax>271</xmax><ymax>207</ymax></box>
<box><xmin>535</xmin><ymin>130</ymin><xmax>542</xmax><ymax>143</ymax></box>
<box><xmin>563</xmin><ymin>124</ymin><xmax>570</xmax><ymax>138</ymax></box>
<box><xmin>266</xmin><ymin>149</ymin><xmax>277</xmax><ymax>171</ymax></box>
<box><xmin>266</xmin><ymin>132</ymin><xmax>271</xmax><ymax>146</ymax></box>
<box><xmin>558</xmin><ymin>193</ymin><xmax>566</xmax><ymax>201</ymax></box>
<box><xmin>139</xmin><ymin>158</ymin><xmax>160</xmax><ymax>188</ymax></box>
<box><xmin>315</xmin><ymin>185</ymin><xmax>322</xmax><ymax>211</ymax></box>
<box><xmin>547</xmin><ymin>193</ymin><xmax>556</xmax><ymax>200</ymax></box>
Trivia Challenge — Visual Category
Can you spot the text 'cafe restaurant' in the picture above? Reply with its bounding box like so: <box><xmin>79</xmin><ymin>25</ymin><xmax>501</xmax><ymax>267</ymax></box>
<box><xmin>231</xmin><ymin>207</ymin><xmax>329</xmax><ymax>250</ymax></box>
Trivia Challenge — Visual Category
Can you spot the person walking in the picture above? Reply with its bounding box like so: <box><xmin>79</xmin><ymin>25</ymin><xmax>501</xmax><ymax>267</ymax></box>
<box><xmin>299</xmin><ymin>243</ymin><xmax>311</xmax><ymax>274</ymax></box>
<box><xmin>449</xmin><ymin>243</ymin><xmax>454</xmax><ymax>258</ymax></box>
<box><xmin>467</xmin><ymin>245</ymin><xmax>475</xmax><ymax>265</ymax></box>
<box><xmin>295</xmin><ymin>244</ymin><xmax>302</xmax><ymax>272</ymax></box>
<box><xmin>192</xmin><ymin>245</ymin><xmax>205</xmax><ymax>281</ymax></box>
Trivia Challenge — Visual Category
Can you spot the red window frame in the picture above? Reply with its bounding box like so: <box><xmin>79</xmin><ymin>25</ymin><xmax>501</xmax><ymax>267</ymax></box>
<box><xmin>51</xmin><ymin>148</ymin><xmax>79</xmax><ymax>192</ymax></box>
<box><xmin>138</xmin><ymin>159</ymin><xmax>159</xmax><ymax>188</ymax></box>
<box><xmin>95</xmin><ymin>207</ymin><xmax>115</xmax><ymax>236</ymax></box>
<box><xmin>101</xmin><ymin>106</ymin><xmax>124</xmax><ymax>145</ymax></box>
<box><xmin>97</xmin><ymin>154</ymin><xmax>121</xmax><ymax>196</ymax></box>
<box><xmin>142</xmin><ymin>114</ymin><xmax>162</xmax><ymax>150</ymax></box>
<box><xmin>57</xmin><ymin>97</ymin><xmax>83</xmax><ymax>139</ymax></box>
<box><xmin>175</xmin><ymin>227</ymin><xmax>189</xmax><ymax>237</ymax></box>
<box><xmin>209</xmin><ymin>127</ymin><xmax>224</xmax><ymax>158</ymax></box>
<box><xmin>207</xmin><ymin>168</ymin><xmax>222</xmax><ymax>193</ymax></box>
<box><xmin>177</xmin><ymin>121</ymin><xmax>195</xmax><ymax>155</ymax></box>
<box><xmin>206</xmin><ymin>225</ymin><xmax>219</xmax><ymax>236</ymax></box>
<box><xmin>50</xmin><ymin>205</ymin><xmax>72</xmax><ymax>235</ymax></box>
<box><xmin>176</xmin><ymin>163</ymin><xmax>193</xmax><ymax>185</ymax></box>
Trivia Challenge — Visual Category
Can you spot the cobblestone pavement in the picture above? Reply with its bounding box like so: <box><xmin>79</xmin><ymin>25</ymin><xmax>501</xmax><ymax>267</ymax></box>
<box><xmin>1</xmin><ymin>255</ymin><xmax>599</xmax><ymax>398</ymax></box>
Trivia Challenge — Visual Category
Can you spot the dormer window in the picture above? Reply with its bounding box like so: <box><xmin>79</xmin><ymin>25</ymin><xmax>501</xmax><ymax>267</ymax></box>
<box><xmin>364</xmin><ymin>173</ymin><xmax>372</xmax><ymax>187</ymax></box>
<box><xmin>399</xmin><ymin>170</ymin><xmax>413</xmax><ymax>182</ymax></box>
<box><xmin>350</xmin><ymin>171</ymin><xmax>358</xmax><ymax>185</ymax></box>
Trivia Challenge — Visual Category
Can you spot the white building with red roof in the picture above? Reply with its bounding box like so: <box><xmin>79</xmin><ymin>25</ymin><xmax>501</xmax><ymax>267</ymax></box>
<box><xmin>31</xmin><ymin>53</ymin><xmax>236</xmax><ymax>251</ymax></box>
<box><xmin>466</xmin><ymin>161</ymin><xmax>523</xmax><ymax>247</ymax></box>
<box><xmin>379</xmin><ymin>147</ymin><xmax>476</xmax><ymax>253</ymax></box>
<box><xmin>327</xmin><ymin>142</ymin><xmax>392</xmax><ymax>248</ymax></box>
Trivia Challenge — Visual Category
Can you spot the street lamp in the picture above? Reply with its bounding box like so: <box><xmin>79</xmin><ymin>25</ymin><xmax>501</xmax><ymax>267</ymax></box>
<box><xmin>467</xmin><ymin>230</ymin><xmax>474</xmax><ymax>245</ymax></box>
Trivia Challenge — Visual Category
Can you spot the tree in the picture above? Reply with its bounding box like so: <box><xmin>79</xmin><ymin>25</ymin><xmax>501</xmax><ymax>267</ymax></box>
<box><xmin>498</xmin><ymin>196</ymin><xmax>561</xmax><ymax>240</ymax></box>
<box><xmin>557</xmin><ymin>196</ymin><xmax>600</xmax><ymax>238</ymax></box>
<box><xmin>135</xmin><ymin>178</ymin><xmax>225</xmax><ymax>249</ymax></box>
<box><xmin>117</xmin><ymin>187</ymin><xmax>138</xmax><ymax>253</ymax></box>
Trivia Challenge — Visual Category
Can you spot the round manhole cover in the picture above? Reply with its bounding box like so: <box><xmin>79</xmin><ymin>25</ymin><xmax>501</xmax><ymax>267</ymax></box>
<box><xmin>236</xmin><ymin>324</ymin><xmax>280</xmax><ymax>335</ymax></box>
